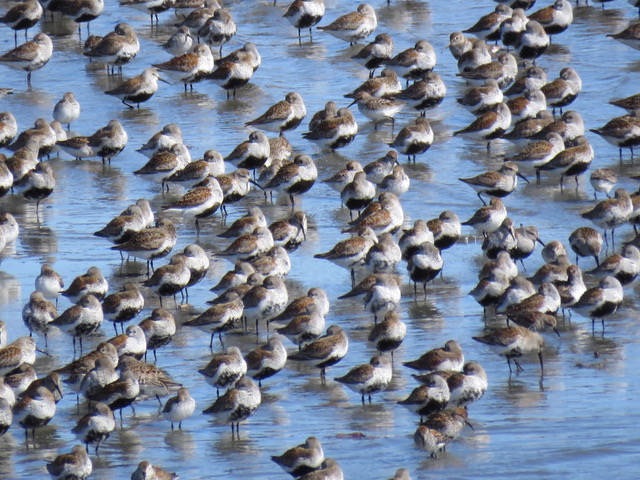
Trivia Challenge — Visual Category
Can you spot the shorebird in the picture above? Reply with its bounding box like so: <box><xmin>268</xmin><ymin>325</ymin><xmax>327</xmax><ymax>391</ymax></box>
<box><xmin>244</xmin><ymin>335</ymin><xmax>287</xmax><ymax>386</ymax></box>
<box><xmin>0</xmin><ymin>32</ymin><xmax>52</xmax><ymax>83</ymax></box>
<box><xmin>162</xmin><ymin>387</ymin><xmax>195</xmax><ymax>430</ymax></box>
<box><xmin>52</xmin><ymin>294</ymin><xmax>103</xmax><ymax>356</ymax></box>
<box><xmin>351</xmin><ymin>32</ymin><xmax>394</xmax><ymax>77</ymax></box>
<box><xmin>162</xmin><ymin>176</ymin><xmax>223</xmax><ymax>234</ymax></box>
<box><xmin>334</xmin><ymin>355</ymin><xmax>392</xmax><ymax>405</ymax></box>
<box><xmin>403</xmin><ymin>340</ymin><xmax>464</xmax><ymax>373</ymax></box>
<box><xmin>246</xmin><ymin>92</ymin><xmax>306</xmax><ymax>136</ymax></box>
<box><xmin>46</xmin><ymin>445</ymin><xmax>92</xmax><ymax>480</ymax></box>
<box><xmin>111</xmin><ymin>219</ymin><xmax>178</xmax><ymax>274</ymax></box>
<box><xmin>152</xmin><ymin>44</ymin><xmax>214</xmax><ymax>91</ymax></box>
<box><xmin>102</xmin><ymin>282</ymin><xmax>144</xmax><ymax>335</ymax></box>
<box><xmin>131</xmin><ymin>462</ymin><xmax>178</xmax><ymax>480</ymax></box>
<box><xmin>288</xmin><ymin>325</ymin><xmax>349</xmax><ymax>378</ymax></box>
<box><xmin>71</xmin><ymin>402</ymin><xmax>115</xmax><ymax>453</ymax></box>
<box><xmin>318</xmin><ymin>3</ymin><xmax>377</xmax><ymax>46</ymax></box>
<box><xmin>105</xmin><ymin>67</ymin><xmax>168</xmax><ymax>108</ymax></box>
<box><xmin>272</xmin><ymin>436</ymin><xmax>324</xmax><ymax>477</ymax></box>
<box><xmin>572</xmin><ymin>276</ymin><xmax>624</xmax><ymax>334</ymax></box>
<box><xmin>53</xmin><ymin>92</ymin><xmax>80</xmax><ymax>130</ymax></box>
<box><xmin>202</xmin><ymin>376</ymin><xmax>261</xmax><ymax>437</ymax></box>
<box><xmin>62</xmin><ymin>266</ymin><xmax>108</xmax><ymax>303</ymax></box>
<box><xmin>473</xmin><ymin>325</ymin><xmax>544</xmax><ymax>373</ymax></box>
<box><xmin>283</xmin><ymin>0</ymin><xmax>325</xmax><ymax>43</ymax></box>
<box><xmin>398</xmin><ymin>374</ymin><xmax>450</xmax><ymax>421</ymax></box>
<box><xmin>0</xmin><ymin>0</ymin><xmax>42</xmax><ymax>46</ymax></box>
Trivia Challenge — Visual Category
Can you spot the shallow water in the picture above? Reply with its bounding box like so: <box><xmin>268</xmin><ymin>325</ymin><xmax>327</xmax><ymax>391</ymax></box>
<box><xmin>1</xmin><ymin>0</ymin><xmax>640</xmax><ymax>478</ymax></box>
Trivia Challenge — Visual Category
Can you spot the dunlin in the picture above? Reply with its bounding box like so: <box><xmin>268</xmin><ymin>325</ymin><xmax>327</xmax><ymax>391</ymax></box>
<box><xmin>119</xmin><ymin>0</ymin><xmax>173</xmax><ymax>24</ymax></box>
<box><xmin>269</xmin><ymin>211</ymin><xmax>307</xmax><ymax>251</ymax></box>
<box><xmin>52</xmin><ymin>294</ymin><xmax>103</xmax><ymax>356</ymax></box>
<box><xmin>590</xmin><ymin>168</ymin><xmax>617</xmax><ymax>200</ymax></box>
<box><xmin>456</xmin><ymin>38</ymin><xmax>491</xmax><ymax>73</ymax></box>
<box><xmin>0</xmin><ymin>31</ymin><xmax>52</xmax><ymax>83</ymax></box>
<box><xmin>422</xmin><ymin>408</ymin><xmax>469</xmax><ymax>445</ymax></box>
<box><xmin>272</xmin><ymin>436</ymin><xmax>324</xmax><ymax>477</ymax></box>
<box><xmin>244</xmin><ymin>335</ymin><xmax>287</xmax><ymax>386</ymax></box>
<box><xmin>183</xmin><ymin>293</ymin><xmax>244</xmax><ymax>348</ymax></box>
<box><xmin>529</xmin><ymin>254</ymin><xmax>570</xmax><ymax>285</ymax></box>
<box><xmin>589</xmin><ymin>245</ymin><xmax>640</xmax><ymax>286</ymax></box>
<box><xmin>35</xmin><ymin>263</ymin><xmax>64</xmax><ymax>304</ymax></box>
<box><xmin>288</xmin><ymin>325</ymin><xmax>349</xmax><ymax>378</ymax></box>
<box><xmin>428</xmin><ymin>211</ymin><xmax>461</xmax><ymax>250</ymax></box>
<box><xmin>302</xmin><ymin>107</ymin><xmax>358</xmax><ymax>151</ymax></box>
<box><xmin>459</xmin><ymin>162</ymin><xmax>528</xmax><ymax>205</ymax></box>
<box><xmin>102</xmin><ymin>282</ymin><xmax>144</xmax><ymax>335</ymax></box>
<box><xmin>17</xmin><ymin>162</ymin><xmax>55</xmax><ymax>214</ymax></box>
<box><xmin>105</xmin><ymin>67</ymin><xmax>167</xmax><ymax>108</ymax></box>
<box><xmin>22</xmin><ymin>291</ymin><xmax>57</xmax><ymax>346</ymax></box>
<box><xmin>297</xmin><ymin>459</ymin><xmax>343</xmax><ymax>480</ymax></box>
<box><xmin>344</xmin><ymin>68</ymin><xmax>401</xmax><ymax>99</ymax></box>
<box><xmin>137</xmin><ymin>124</ymin><xmax>183</xmax><ymax>158</ymax></box>
<box><xmin>0</xmin><ymin>0</ymin><xmax>42</xmax><ymax>45</ymax></box>
<box><xmin>413</xmin><ymin>425</ymin><xmax>447</xmax><ymax>458</ymax></box>
<box><xmin>542</xmin><ymin>240</ymin><xmax>568</xmax><ymax>263</ymax></box>
<box><xmin>108</xmin><ymin>325</ymin><xmax>147</xmax><ymax>360</ymax></box>
<box><xmin>457</xmin><ymin>79</ymin><xmax>503</xmax><ymax>115</ymax></box>
<box><xmin>94</xmin><ymin>206</ymin><xmax>146</xmax><ymax>250</ymax></box>
<box><xmin>528</xmin><ymin>0</ymin><xmax>573</xmax><ymax>36</ymax></box>
<box><xmin>225</xmin><ymin>131</ymin><xmax>271</xmax><ymax>171</ymax></box>
<box><xmin>569</xmin><ymin>226</ymin><xmax>603</xmax><ymax>267</ymax></box>
<box><xmin>284</xmin><ymin>0</ymin><xmax>325</xmax><ymax>42</ymax></box>
<box><xmin>388</xmin><ymin>117</ymin><xmax>433</xmax><ymax>163</ymax></box>
<box><xmin>0</xmin><ymin>377</ymin><xmax>15</xmax><ymax>407</ymax></box>
<box><xmin>131</xmin><ymin>462</ymin><xmax>178</xmax><ymax>480</ymax></box>
<box><xmin>404</xmin><ymin>340</ymin><xmax>464</xmax><ymax>372</ymax></box>
<box><xmin>590</xmin><ymin>114</ymin><xmax>640</xmax><ymax>160</ymax></box>
<box><xmin>8</xmin><ymin>118</ymin><xmax>56</xmax><ymax>157</ymax></box>
<box><xmin>393</xmin><ymin>71</ymin><xmax>446</xmax><ymax>116</ymax></box>
<box><xmin>368</xmin><ymin>310</ymin><xmax>406</xmax><ymax>357</ymax></box>
<box><xmin>318</xmin><ymin>3</ymin><xmax>377</xmax><ymax>45</ymax></box>
<box><xmin>246</xmin><ymin>92</ymin><xmax>306</xmax><ymax>136</ymax></box>
<box><xmin>499</xmin><ymin>8</ymin><xmax>528</xmax><ymax>48</ymax></box>
<box><xmin>399</xmin><ymin>220</ymin><xmax>434</xmax><ymax>260</ymax></box>
<box><xmin>505</xmin><ymin>65</ymin><xmax>548</xmax><ymax>97</ymax></box>
<box><xmin>162</xmin><ymin>387</ymin><xmax>195</xmax><ymax>430</ymax></box>
<box><xmin>364</xmin><ymin>232</ymin><xmax>401</xmax><ymax>274</ymax></box>
<box><xmin>242</xmin><ymin>275</ymin><xmax>289</xmax><ymax>333</ymax></box>
<box><xmin>506</xmin><ymin>281</ymin><xmax>560</xmax><ymax>316</ymax></box>
<box><xmin>90</xmin><ymin>370</ymin><xmax>140</xmax><ymax>421</ymax></box>
<box><xmin>335</xmin><ymin>354</ymin><xmax>392</xmax><ymax>405</ymax></box>
<box><xmin>272</xmin><ymin>287</ymin><xmax>330</xmax><ymax>324</ymax></box>
<box><xmin>0</xmin><ymin>112</ymin><xmax>17</xmax><ymax>148</ymax></box>
<box><xmin>454</xmin><ymin>102</ymin><xmax>512</xmax><ymax>150</ymax></box>
<box><xmin>206</xmin><ymin>51</ymin><xmax>254</xmax><ymax>99</ymax></box>
<box><xmin>80</xmin><ymin>357</ymin><xmax>119</xmax><ymax>400</ymax></box>
<box><xmin>501</xmin><ymin>111</ymin><xmax>555</xmax><ymax>146</ymax></box>
<box><xmin>573</xmin><ymin>276</ymin><xmax>623</xmax><ymax>334</ymax></box>
<box><xmin>48</xmin><ymin>0</ymin><xmax>104</xmax><ymax>34</ymax></box>
<box><xmin>445</xmin><ymin>31</ymin><xmax>473</xmax><ymax>60</ymax></box>
<box><xmin>137</xmin><ymin>308</ymin><xmax>175</xmax><ymax>362</ymax></box>
<box><xmin>219</xmin><ymin>207</ymin><xmax>267</xmax><ymax>240</ymax></box>
<box><xmin>351</xmin><ymin>32</ymin><xmax>394</xmax><ymax>77</ymax></box>
<box><xmin>201</xmin><ymin>8</ymin><xmax>236</xmax><ymax>55</ymax></box>
<box><xmin>175</xmin><ymin>0</ymin><xmax>218</xmax><ymax>32</ymax></box>
<box><xmin>481</xmin><ymin>217</ymin><xmax>518</xmax><ymax>259</ymax></box>
<box><xmin>216</xmin><ymin>42</ymin><xmax>261</xmax><ymax>72</ymax></box>
<box><xmin>163</xmin><ymin>176</ymin><xmax>223</xmax><ymax>233</ymax></box>
<box><xmin>88</xmin><ymin>119</ymin><xmax>128</xmax><ymax>164</ymax></box>
<box><xmin>473</xmin><ymin>325</ymin><xmax>544</xmax><ymax>372</ymax></box>
<box><xmin>202</xmin><ymin>376</ymin><xmax>261</xmax><ymax>436</ymax></box>
<box><xmin>430</xmin><ymin>361</ymin><xmax>487</xmax><ymax>407</ymax></box>
<box><xmin>340</xmin><ymin>171</ymin><xmax>376</xmax><ymax>217</ymax></box>
<box><xmin>386</xmin><ymin>40</ymin><xmax>436</xmax><ymax>85</ymax></box>
<box><xmin>349</xmin><ymin>91</ymin><xmax>404</xmax><ymax>130</ymax></box>
<box><xmin>463</xmin><ymin>4</ymin><xmax>512</xmax><ymax>42</ymax></box>
<box><xmin>71</xmin><ymin>401</ymin><xmax>115</xmax><ymax>453</ymax></box>
<box><xmin>4</xmin><ymin>363</ymin><xmax>37</xmax><ymax>395</ymax></box>
<box><xmin>14</xmin><ymin>385</ymin><xmax>56</xmax><ymax>441</ymax></box>
<box><xmin>167</xmin><ymin>150</ymin><xmax>224</xmax><ymax>187</ymax></box>
<box><xmin>345</xmin><ymin>192</ymin><xmax>404</xmax><ymax>236</ymax></box>
<box><xmin>608</xmin><ymin>23</ymin><xmax>640</xmax><ymax>51</ymax></box>
<box><xmin>541</xmin><ymin>68</ymin><xmax>582</xmax><ymax>115</ymax></box>
<box><xmin>505</xmin><ymin>132</ymin><xmax>565</xmax><ymax>168</ymax></box>
<box><xmin>507</xmin><ymin>89</ymin><xmax>547</xmax><ymax>123</ymax></box>
<box><xmin>118</xmin><ymin>356</ymin><xmax>179</xmax><ymax>401</ymax></box>
<box><xmin>199</xmin><ymin>346</ymin><xmax>247</xmax><ymax>396</ymax></box>
<box><xmin>512</xmin><ymin>224</ymin><xmax>545</xmax><ymax>262</ymax></box>
<box><xmin>263</xmin><ymin>154</ymin><xmax>317</xmax><ymax>206</ymax></box>
<box><xmin>398</xmin><ymin>374</ymin><xmax>449</xmax><ymax>420</ymax></box>
<box><xmin>581</xmin><ymin>188</ymin><xmax>633</xmax><ymax>246</ymax></box>
<box><xmin>46</xmin><ymin>445</ymin><xmax>92</xmax><ymax>480</ymax></box>
<box><xmin>462</xmin><ymin>197</ymin><xmax>507</xmax><ymax>236</ymax></box>
<box><xmin>276</xmin><ymin>303</ymin><xmax>325</xmax><ymax>349</ymax></box>
<box><xmin>62</xmin><ymin>266</ymin><xmax>108</xmax><ymax>302</ymax></box>
<box><xmin>134</xmin><ymin>144</ymin><xmax>191</xmax><ymax>189</ymax></box>
<box><xmin>0</xmin><ymin>398</ymin><xmax>10</xmax><ymax>436</ymax></box>
<box><xmin>480</xmin><ymin>250</ymin><xmax>518</xmax><ymax>283</ymax></box>
<box><xmin>143</xmin><ymin>255</ymin><xmax>190</xmax><ymax>307</ymax></box>
<box><xmin>153</xmin><ymin>44</ymin><xmax>214</xmax><ymax>91</ymax></box>
<box><xmin>309</xmin><ymin>101</ymin><xmax>338</xmax><ymax>131</ymax></box>
<box><xmin>535</xmin><ymin>135</ymin><xmax>593</xmax><ymax>191</ymax></box>
<box><xmin>515</xmin><ymin>20</ymin><xmax>549</xmax><ymax>63</ymax></box>
<box><xmin>83</xmin><ymin>23</ymin><xmax>139</xmax><ymax>74</ymax></box>
<box><xmin>457</xmin><ymin>52</ymin><xmax>518</xmax><ymax>89</ymax></box>
<box><xmin>610</xmin><ymin>92</ymin><xmax>640</xmax><ymax>113</ymax></box>
<box><xmin>406</xmin><ymin>242</ymin><xmax>444</xmax><ymax>294</ymax></box>
<box><xmin>554</xmin><ymin>264</ymin><xmax>586</xmax><ymax>313</ymax></box>
<box><xmin>53</xmin><ymin>92</ymin><xmax>80</xmax><ymax>130</ymax></box>
<box><xmin>111</xmin><ymin>218</ymin><xmax>178</xmax><ymax>273</ymax></box>
<box><xmin>163</xmin><ymin>26</ymin><xmax>193</xmax><ymax>56</ymax></box>
<box><xmin>248</xmin><ymin>246</ymin><xmax>291</xmax><ymax>278</ymax></box>
<box><xmin>0</xmin><ymin>337</ymin><xmax>36</xmax><ymax>375</ymax></box>
<box><xmin>315</xmin><ymin>226</ymin><xmax>377</xmax><ymax>283</ymax></box>
<box><xmin>363</xmin><ymin>151</ymin><xmax>397</xmax><ymax>185</ymax></box>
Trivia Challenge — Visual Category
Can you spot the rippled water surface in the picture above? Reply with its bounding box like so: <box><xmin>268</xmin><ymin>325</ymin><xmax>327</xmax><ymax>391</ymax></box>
<box><xmin>1</xmin><ymin>0</ymin><xmax>640</xmax><ymax>478</ymax></box>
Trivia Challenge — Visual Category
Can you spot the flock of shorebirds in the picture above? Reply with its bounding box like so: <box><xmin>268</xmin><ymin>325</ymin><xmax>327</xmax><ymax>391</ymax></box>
<box><xmin>0</xmin><ymin>0</ymin><xmax>640</xmax><ymax>477</ymax></box>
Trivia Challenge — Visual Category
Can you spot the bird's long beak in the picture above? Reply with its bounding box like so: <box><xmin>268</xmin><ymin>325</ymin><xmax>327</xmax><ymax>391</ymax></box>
<box><xmin>517</xmin><ymin>172</ymin><xmax>530</xmax><ymax>184</ymax></box>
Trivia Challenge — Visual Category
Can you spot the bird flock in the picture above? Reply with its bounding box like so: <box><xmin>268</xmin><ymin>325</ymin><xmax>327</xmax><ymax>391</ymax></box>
<box><xmin>0</xmin><ymin>0</ymin><xmax>639</xmax><ymax>478</ymax></box>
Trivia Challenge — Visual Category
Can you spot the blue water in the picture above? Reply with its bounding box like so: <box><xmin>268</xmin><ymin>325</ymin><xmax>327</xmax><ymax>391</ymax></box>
<box><xmin>1</xmin><ymin>0</ymin><xmax>640</xmax><ymax>478</ymax></box>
